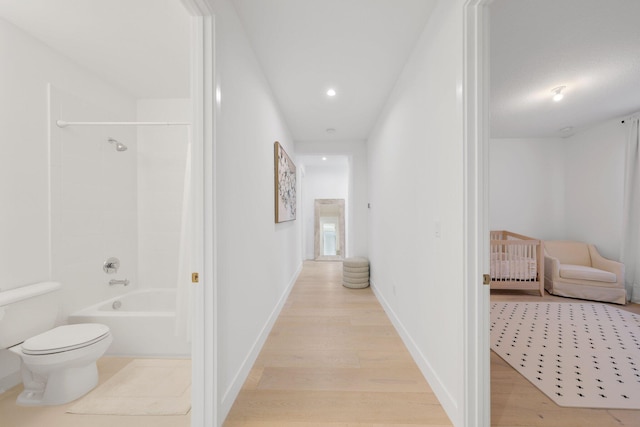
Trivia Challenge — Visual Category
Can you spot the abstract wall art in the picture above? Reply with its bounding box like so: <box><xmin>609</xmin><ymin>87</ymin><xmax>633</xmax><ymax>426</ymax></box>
<box><xmin>274</xmin><ymin>141</ymin><xmax>296</xmax><ymax>222</ymax></box>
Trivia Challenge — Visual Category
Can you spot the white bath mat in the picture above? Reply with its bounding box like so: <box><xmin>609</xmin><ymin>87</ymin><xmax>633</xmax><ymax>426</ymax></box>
<box><xmin>491</xmin><ymin>302</ymin><xmax>640</xmax><ymax>409</ymax></box>
<box><xmin>67</xmin><ymin>358</ymin><xmax>191</xmax><ymax>415</ymax></box>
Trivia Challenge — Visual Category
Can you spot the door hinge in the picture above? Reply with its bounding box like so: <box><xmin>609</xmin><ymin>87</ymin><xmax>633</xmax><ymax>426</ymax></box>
<box><xmin>192</xmin><ymin>272</ymin><xmax>199</xmax><ymax>283</ymax></box>
<box><xmin>483</xmin><ymin>274</ymin><xmax>491</xmax><ymax>285</ymax></box>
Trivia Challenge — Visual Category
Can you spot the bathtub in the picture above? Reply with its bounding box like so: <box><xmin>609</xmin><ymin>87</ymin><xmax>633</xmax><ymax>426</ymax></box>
<box><xmin>69</xmin><ymin>289</ymin><xmax>191</xmax><ymax>357</ymax></box>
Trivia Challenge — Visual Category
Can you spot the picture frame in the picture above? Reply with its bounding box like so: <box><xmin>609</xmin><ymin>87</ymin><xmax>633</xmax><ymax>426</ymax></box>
<box><xmin>274</xmin><ymin>141</ymin><xmax>297</xmax><ymax>223</ymax></box>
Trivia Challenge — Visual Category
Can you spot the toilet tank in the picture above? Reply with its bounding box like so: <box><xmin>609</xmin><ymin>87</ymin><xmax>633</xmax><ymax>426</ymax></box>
<box><xmin>0</xmin><ymin>282</ymin><xmax>62</xmax><ymax>348</ymax></box>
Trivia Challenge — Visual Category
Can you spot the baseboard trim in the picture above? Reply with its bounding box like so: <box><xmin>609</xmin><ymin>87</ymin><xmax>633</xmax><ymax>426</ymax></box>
<box><xmin>219</xmin><ymin>261</ymin><xmax>303</xmax><ymax>423</ymax></box>
<box><xmin>370</xmin><ymin>278</ymin><xmax>459</xmax><ymax>425</ymax></box>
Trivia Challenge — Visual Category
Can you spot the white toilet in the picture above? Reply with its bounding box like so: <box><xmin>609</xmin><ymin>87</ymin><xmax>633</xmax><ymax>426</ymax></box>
<box><xmin>0</xmin><ymin>281</ymin><xmax>112</xmax><ymax>406</ymax></box>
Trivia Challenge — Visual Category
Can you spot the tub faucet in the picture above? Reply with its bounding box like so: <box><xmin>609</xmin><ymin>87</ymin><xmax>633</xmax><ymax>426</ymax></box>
<box><xmin>108</xmin><ymin>278</ymin><xmax>130</xmax><ymax>286</ymax></box>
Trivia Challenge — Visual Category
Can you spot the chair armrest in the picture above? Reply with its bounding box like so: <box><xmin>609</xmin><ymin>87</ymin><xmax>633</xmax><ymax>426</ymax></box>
<box><xmin>588</xmin><ymin>244</ymin><xmax>625</xmax><ymax>286</ymax></box>
<box><xmin>544</xmin><ymin>255</ymin><xmax>560</xmax><ymax>280</ymax></box>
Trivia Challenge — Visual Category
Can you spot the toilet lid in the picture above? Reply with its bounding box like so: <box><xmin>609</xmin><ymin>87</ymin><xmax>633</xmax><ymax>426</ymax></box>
<box><xmin>22</xmin><ymin>324</ymin><xmax>111</xmax><ymax>355</ymax></box>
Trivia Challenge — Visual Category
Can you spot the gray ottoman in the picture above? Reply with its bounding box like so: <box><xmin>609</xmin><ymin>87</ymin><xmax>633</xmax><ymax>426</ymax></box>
<box><xmin>342</xmin><ymin>257</ymin><xmax>370</xmax><ymax>288</ymax></box>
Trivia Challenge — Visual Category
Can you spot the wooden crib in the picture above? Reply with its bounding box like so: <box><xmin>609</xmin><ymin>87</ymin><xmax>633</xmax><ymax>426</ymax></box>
<box><xmin>490</xmin><ymin>230</ymin><xmax>544</xmax><ymax>296</ymax></box>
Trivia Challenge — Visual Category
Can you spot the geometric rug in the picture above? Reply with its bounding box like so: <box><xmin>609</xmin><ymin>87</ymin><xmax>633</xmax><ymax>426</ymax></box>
<box><xmin>67</xmin><ymin>359</ymin><xmax>191</xmax><ymax>415</ymax></box>
<box><xmin>491</xmin><ymin>302</ymin><xmax>640</xmax><ymax>409</ymax></box>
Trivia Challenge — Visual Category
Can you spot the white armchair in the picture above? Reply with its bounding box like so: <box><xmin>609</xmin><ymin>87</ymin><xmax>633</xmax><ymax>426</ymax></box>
<box><xmin>544</xmin><ymin>241</ymin><xmax>626</xmax><ymax>305</ymax></box>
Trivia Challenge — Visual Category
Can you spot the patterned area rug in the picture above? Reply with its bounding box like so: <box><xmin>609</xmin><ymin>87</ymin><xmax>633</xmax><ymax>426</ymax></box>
<box><xmin>491</xmin><ymin>302</ymin><xmax>640</xmax><ymax>409</ymax></box>
<box><xmin>67</xmin><ymin>358</ymin><xmax>191</xmax><ymax>415</ymax></box>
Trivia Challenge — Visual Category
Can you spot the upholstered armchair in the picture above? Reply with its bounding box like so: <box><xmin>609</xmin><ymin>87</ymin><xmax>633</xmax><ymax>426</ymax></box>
<box><xmin>544</xmin><ymin>241</ymin><xmax>626</xmax><ymax>305</ymax></box>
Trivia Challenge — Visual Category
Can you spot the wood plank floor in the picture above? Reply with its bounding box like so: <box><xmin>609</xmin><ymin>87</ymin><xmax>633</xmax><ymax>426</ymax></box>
<box><xmin>491</xmin><ymin>290</ymin><xmax>640</xmax><ymax>427</ymax></box>
<box><xmin>224</xmin><ymin>261</ymin><xmax>453</xmax><ymax>427</ymax></box>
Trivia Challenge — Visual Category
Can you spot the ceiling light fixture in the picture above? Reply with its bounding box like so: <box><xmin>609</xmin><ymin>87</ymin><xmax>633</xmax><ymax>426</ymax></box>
<box><xmin>551</xmin><ymin>86</ymin><xmax>565</xmax><ymax>102</ymax></box>
<box><xmin>322</xmin><ymin>157</ymin><xmax>327</xmax><ymax>161</ymax></box>
<box><xmin>327</xmin><ymin>88</ymin><xmax>336</xmax><ymax>97</ymax></box>
<box><xmin>326</xmin><ymin>128</ymin><xmax>336</xmax><ymax>134</ymax></box>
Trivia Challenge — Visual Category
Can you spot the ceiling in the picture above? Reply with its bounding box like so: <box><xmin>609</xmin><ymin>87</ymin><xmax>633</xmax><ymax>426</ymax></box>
<box><xmin>490</xmin><ymin>0</ymin><xmax>640</xmax><ymax>138</ymax></box>
<box><xmin>1</xmin><ymin>0</ymin><xmax>638</xmax><ymax>140</ymax></box>
<box><xmin>0</xmin><ymin>0</ymin><xmax>191</xmax><ymax>99</ymax></box>
<box><xmin>230</xmin><ymin>0</ymin><xmax>438</xmax><ymax>142</ymax></box>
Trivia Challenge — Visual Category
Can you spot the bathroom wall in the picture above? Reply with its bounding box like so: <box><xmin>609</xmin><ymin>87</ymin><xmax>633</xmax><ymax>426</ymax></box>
<box><xmin>137</xmin><ymin>99</ymin><xmax>191</xmax><ymax>289</ymax></box>
<box><xmin>0</xmin><ymin>17</ymin><xmax>136</xmax><ymax>390</ymax></box>
<box><xmin>50</xmin><ymin>87</ymin><xmax>138</xmax><ymax>319</ymax></box>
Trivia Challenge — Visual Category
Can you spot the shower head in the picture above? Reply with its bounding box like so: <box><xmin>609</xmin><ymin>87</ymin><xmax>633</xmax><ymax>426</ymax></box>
<box><xmin>107</xmin><ymin>138</ymin><xmax>128</xmax><ymax>152</ymax></box>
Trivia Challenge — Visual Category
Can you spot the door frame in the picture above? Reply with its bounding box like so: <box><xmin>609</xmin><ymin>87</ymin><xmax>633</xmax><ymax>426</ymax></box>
<box><xmin>180</xmin><ymin>1</ymin><xmax>216</xmax><ymax>426</ymax></box>
<box><xmin>314</xmin><ymin>199</ymin><xmax>346</xmax><ymax>260</ymax></box>
<box><xmin>463</xmin><ymin>0</ymin><xmax>491</xmax><ymax>426</ymax></box>
<box><xmin>181</xmin><ymin>0</ymin><xmax>492</xmax><ymax>425</ymax></box>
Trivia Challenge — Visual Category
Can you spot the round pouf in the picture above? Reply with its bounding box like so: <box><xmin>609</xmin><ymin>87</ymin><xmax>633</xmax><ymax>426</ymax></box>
<box><xmin>342</xmin><ymin>257</ymin><xmax>370</xmax><ymax>288</ymax></box>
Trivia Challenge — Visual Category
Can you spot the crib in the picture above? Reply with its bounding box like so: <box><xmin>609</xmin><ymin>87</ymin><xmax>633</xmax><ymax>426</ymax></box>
<box><xmin>490</xmin><ymin>230</ymin><xmax>544</xmax><ymax>296</ymax></box>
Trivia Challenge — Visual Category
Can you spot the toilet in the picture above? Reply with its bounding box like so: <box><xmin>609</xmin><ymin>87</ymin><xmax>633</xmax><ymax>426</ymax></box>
<box><xmin>0</xmin><ymin>281</ymin><xmax>112</xmax><ymax>406</ymax></box>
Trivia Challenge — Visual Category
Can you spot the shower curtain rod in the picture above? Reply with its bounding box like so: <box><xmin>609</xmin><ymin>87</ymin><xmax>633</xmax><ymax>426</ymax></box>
<box><xmin>56</xmin><ymin>120</ymin><xmax>191</xmax><ymax>128</ymax></box>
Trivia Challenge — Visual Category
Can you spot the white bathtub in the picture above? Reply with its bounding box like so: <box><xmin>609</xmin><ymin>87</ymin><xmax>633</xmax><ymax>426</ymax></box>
<box><xmin>69</xmin><ymin>289</ymin><xmax>190</xmax><ymax>357</ymax></box>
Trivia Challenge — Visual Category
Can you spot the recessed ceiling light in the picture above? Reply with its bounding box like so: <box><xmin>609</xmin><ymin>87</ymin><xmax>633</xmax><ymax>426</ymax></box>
<box><xmin>551</xmin><ymin>86</ymin><xmax>566</xmax><ymax>102</ymax></box>
<box><xmin>327</xmin><ymin>88</ymin><xmax>336</xmax><ymax>97</ymax></box>
<box><xmin>326</xmin><ymin>128</ymin><xmax>336</xmax><ymax>134</ymax></box>
<box><xmin>322</xmin><ymin>157</ymin><xmax>327</xmax><ymax>161</ymax></box>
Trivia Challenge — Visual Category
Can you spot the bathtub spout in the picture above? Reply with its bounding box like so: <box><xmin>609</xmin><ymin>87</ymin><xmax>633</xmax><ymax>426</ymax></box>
<box><xmin>108</xmin><ymin>279</ymin><xmax>130</xmax><ymax>286</ymax></box>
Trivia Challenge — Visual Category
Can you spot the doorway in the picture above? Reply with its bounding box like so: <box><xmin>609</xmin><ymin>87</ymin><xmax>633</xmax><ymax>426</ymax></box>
<box><xmin>314</xmin><ymin>199</ymin><xmax>346</xmax><ymax>261</ymax></box>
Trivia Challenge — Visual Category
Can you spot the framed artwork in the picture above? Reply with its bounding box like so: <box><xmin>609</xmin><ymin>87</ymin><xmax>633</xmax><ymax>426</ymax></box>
<box><xmin>274</xmin><ymin>141</ymin><xmax>297</xmax><ymax>222</ymax></box>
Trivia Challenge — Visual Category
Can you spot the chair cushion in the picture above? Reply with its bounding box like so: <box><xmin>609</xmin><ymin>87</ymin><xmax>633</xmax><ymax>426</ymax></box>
<box><xmin>545</xmin><ymin>241</ymin><xmax>591</xmax><ymax>266</ymax></box>
<box><xmin>559</xmin><ymin>264</ymin><xmax>617</xmax><ymax>283</ymax></box>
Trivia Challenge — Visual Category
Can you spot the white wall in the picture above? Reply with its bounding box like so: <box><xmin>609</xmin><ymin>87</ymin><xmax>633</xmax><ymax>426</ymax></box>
<box><xmin>208</xmin><ymin>0</ymin><xmax>302</xmax><ymax>423</ymax></box>
<box><xmin>489</xmin><ymin>138</ymin><xmax>566</xmax><ymax>239</ymax></box>
<box><xmin>564</xmin><ymin>118</ymin><xmax>626</xmax><ymax>259</ymax></box>
<box><xmin>297</xmin><ymin>140</ymin><xmax>368</xmax><ymax>258</ymax></box>
<box><xmin>300</xmin><ymin>161</ymin><xmax>349</xmax><ymax>259</ymax></box>
<box><xmin>490</xmin><ymin>117</ymin><xmax>627</xmax><ymax>261</ymax></box>
<box><xmin>366</xmin><ymin>1</ymin><xmax>465</xmax><ymax>425</ymax></box>
<box><xmin>50</xmin><ymin>88</ymin><xmax>138</xmax><ymax>318</ymax></box>
<box><xmin>0</xmin><ymin>17</ymin><xmax>136</xmax><ymax>389</ymax></box>
<box><xmin>137</xmin><ymin>99</ymin><xmax>191</xmax><ymax>289</ymax></box>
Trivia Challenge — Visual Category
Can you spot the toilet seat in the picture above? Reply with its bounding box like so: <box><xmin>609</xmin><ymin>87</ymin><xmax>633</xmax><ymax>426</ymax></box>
<box><xmin>22</xmin><ymin>324</ymin><xmax>110</xmax><ymax>356</ymax></box>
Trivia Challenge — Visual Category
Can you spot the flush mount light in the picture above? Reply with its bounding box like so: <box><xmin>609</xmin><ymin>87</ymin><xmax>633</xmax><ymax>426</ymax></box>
<box><xmin>322</xmin><ymin>157</ymin><xmax>327</xmax><ymax>161</ymax></box>
<box><xmin>327</xmin><ymin>88</ymin><xmax>336</xmax><ymax>97</ymax></box>
<box><xmin>551</xmin><ymin>86</ymin><xmax>566</xmax><ymax>102</ymax></box>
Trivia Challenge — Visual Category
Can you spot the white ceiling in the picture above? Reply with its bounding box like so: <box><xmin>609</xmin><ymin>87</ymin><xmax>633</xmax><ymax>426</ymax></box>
<box><xmin>230</xmin><ymin>0</ymin><xmax>438</xmax><ymax>142</ymax></box>
<box><xmin>2</xmin><ymin>0</ymin><xmax>638</xmax><ymax>141</ymax></box>
<box><xmin>0</xmin><ymin>0</ymin><xmax>191</xmax><ymax>99</ymax></box>
<box><xmin>490</xmin><ymin>0</ymin><xmax>640</xmax><ymax>138</ymax></box>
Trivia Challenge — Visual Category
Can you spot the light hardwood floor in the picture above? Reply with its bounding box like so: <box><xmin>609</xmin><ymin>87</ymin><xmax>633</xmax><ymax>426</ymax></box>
<box><xmin>4</xmin><ymin>262</ymin><xmax>639</xmax><ymax>427</ymax></box>
<box><xmin>491</xmin><ymin>289</ymin><xmax>640</xmax><ymax>427</ymax></box>
<box><xmin>0</xmin><ymin>356</ymin><xmax>191</xmax><ymax>427</ymax></box>
<box><xmin>224</xmin><ymin>261</ymin><xmax>453</xmax><ymax>427</ymax></box>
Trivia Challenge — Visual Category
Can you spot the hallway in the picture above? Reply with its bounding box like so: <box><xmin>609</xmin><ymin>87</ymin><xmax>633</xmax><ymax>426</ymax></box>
<box><xmin>224</xmin><ymin>261</ymin><xmax>452</xmax><ymax>426</ymax></box>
